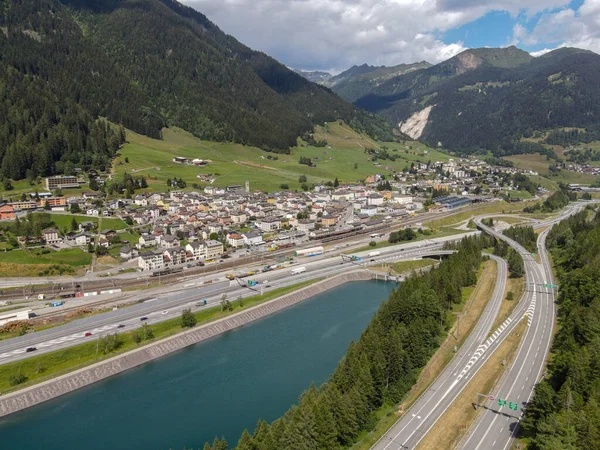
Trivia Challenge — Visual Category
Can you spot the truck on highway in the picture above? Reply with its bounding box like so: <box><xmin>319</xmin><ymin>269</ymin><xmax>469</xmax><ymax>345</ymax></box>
<box><xmin>368</xmin><ymin>251</ymin><xmax>381</xmax><ymax>257</ymax></box>
<box><xmin>50</xmin><ymin>301</ymin><xmax>63</xmax><ymax>307</ymax></box>
<box><xmin>291</xmin><ymin>266</ymin><xmax>306</xmax><ymax>275</ymax></box>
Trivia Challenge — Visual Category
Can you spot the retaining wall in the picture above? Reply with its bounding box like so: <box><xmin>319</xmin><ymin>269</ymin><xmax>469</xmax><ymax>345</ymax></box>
<box><xmin>0</xmin><ymin>270</ymin><xmax>377</xmax><ymax>417</ymax></box>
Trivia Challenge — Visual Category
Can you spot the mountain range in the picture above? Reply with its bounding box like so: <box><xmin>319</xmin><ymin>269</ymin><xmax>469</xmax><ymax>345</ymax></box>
<box><xmin>296</xmin><ymin>46</ymin><xmax>600</xmax><ymax>154</ymax></box>
<box><xmin>0</xmin><ymin>0</ymin><xmax>391</xmax><ymax>181</ymax></box>
<box><xmin>3</xmin><ymin>0</ymin><xmax>600</xmax><ymax>181</ymax></box>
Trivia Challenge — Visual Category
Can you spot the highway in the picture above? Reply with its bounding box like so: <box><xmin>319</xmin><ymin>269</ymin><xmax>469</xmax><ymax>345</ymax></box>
<box><xmin>0</xmin><ymin>233</ymin><xmax>476</xmax><ymax>365</ymax></box>
<box><xmin>371</xmin><ymin>255</ymin><xmax>508</xmax><ymax>450</ymax></box>
<box><xmin>371</xmin><ymin>203</ymin><xmax>587</xmax><ymax>450</ymax></box>
<box><xmin>458</xmin><ymin>209</ymin><xmax>579</xmax><ymax>450</ymax></box>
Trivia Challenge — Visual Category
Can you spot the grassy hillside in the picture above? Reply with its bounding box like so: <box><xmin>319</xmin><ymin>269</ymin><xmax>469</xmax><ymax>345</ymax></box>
<box><xmin>506</xmin><ymin>153</ymin><xmax>598</xmax><ymax>185</ymax></box>
<box><xmin>113</xmin><ymin>122</ymin><xmax>448</xmax><ymax>192</ymax></box>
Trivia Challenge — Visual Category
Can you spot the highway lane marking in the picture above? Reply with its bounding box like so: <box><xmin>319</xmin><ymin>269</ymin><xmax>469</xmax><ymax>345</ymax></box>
<box><xmin>471</xmin><ymin>266</ymin><xmax>545</xmax><ymax>450</ymax></box>
<box><xmin>386</xmin><ymin>260</ymin><xmax>510</xmax><ymax>443</ymax></box>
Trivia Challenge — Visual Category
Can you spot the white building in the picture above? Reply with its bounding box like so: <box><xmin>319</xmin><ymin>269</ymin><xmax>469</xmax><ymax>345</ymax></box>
<box><xmin>185</xmin><ymin>242</ymin><xmax>205</xmax><ymax>259</ymax></box>
<box><xmin>138</xmin><ymin>251</ymin><xmax>165</xmax><ymax>271</ymax></box>
<box><xmin>204</xmin><ymin>240</ymin><xmax>224</xmax><ymax>259</ymax></box>
<box><xmin>226</xmin><ymin>233</ymin><xmax>245</xmax><ymax>248</ymax></box>
<box><xmin>75</xmin><ymin>233</ymin><xmax>91</xmax><ymax>246</ymax></box>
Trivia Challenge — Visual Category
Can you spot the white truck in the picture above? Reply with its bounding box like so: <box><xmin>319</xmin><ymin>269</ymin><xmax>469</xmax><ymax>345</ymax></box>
<box><xmin>290</xmin><ymin>266</ymin><xmax>307</xmax><ymax>275</ymax></box>
<box><xmin>368</xmin><ymin>251</ymin><xmax>381</xmax><ymax>257</ymax></box>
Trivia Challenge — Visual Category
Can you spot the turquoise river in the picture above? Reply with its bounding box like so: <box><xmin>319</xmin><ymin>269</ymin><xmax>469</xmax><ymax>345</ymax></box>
<box><xmin>0</xmin><ymin>280</ymin><xmax>395</xmax><ymax>450</ymax></box>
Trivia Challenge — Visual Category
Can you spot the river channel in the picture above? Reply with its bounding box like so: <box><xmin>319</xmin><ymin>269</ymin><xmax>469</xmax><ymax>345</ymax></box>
<box><xmin>0</xmin><ymin>280</ymin><xmax>395</xmax><ymax>450</ymax></box>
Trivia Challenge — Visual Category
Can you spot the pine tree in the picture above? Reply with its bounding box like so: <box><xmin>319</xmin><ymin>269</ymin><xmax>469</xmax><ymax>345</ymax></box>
<box><xmin>236</xmin><ymin>429</ymin><xmax>254</xmax><ymax>450</ymax></box>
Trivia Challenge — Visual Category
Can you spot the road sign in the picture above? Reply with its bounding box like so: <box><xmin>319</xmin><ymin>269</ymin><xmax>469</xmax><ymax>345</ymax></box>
<box><xmin>509</xmin><ymin>402</ymin><xmax>519</xmax><ymax>411</ymax></box>
<box><xmin>498</xmin><ymin>398</ymin><xmax>507</xmax><ymax>407</ymax></box>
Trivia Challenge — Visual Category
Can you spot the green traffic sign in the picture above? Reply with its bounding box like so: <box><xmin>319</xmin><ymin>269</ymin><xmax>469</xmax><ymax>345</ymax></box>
<box><xmin>498</xmin><ymin>398</ymin><xmax>507</xmax><ymax>407</ymax></box>
<box><xmin>509</xmin><ymin>402</ymin><xmax>519</xmax><ymax>411</ymax></box>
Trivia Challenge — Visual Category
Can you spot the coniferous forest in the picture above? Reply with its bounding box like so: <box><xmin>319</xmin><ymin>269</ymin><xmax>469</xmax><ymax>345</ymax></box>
<box><xmin>520</xmin><ymin>208</ymin><xmax>600</xmax><ymax>450</ymax></box>
<box><xmin>0</xmin><ymin>0</ymin><xmax>392</xmax><ymax>180</ymax></box>
<box><xmin>202</xmin><ymin>235</ymin><xmax>492</xmax><ymax>450</ymax></box>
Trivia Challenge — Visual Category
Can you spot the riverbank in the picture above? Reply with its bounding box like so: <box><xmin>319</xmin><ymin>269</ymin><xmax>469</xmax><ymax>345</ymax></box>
<box><xmin>0</xmin><ymin>270</ymin><xmax>379</xmax><ymax>418</ymax></box>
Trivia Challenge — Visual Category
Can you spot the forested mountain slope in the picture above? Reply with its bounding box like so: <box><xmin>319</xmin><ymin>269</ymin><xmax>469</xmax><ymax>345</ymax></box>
<box><xmin>353</xmin><ymin>46</ymin><xmax>600</xmax><ymax>155</ymax></box>
<box><xmin>521</xmin><ymin>208</ymin><xmax>600</xmax><ymax>449</ymax></box>
<box><xmin>0</xmin><ymin>0</ymin><xmax>390</xmax><ymax>180</ymax></box>
<box><xmin>324</xmin><ymin>62</ymin><xmax>432</xmax><ymax>103</ymax></box>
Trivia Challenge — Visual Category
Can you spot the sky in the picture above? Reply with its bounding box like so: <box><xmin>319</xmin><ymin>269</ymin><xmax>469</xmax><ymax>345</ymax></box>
<box><xmin>182</xmin><ymin>0</ymin><xmax>600</xmax><ymax>73</ymax></box>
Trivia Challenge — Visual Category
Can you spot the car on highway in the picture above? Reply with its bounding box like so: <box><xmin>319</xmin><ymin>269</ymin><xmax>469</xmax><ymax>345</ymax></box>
<box><xmin>370</xmin><ymin>258</ymin><xmax>375</xmax><ymax>262</ymax></box>
<box><xmin>162</xmin><ymin>310</ymin><xmax>169</xmax><ymax>315</ymax></box>
<box><xmin>140</xmin><ymin>317</ymin><xmax>148</xmax><ymax>321</ymax></box>
<box><xmin>117</xmin><ymin>324</ymin><xmax>125</xmax><ymax>328</ymax></box>
<box><xmin>26</xmin><ymin>347</ymin><xmax>37</xmax><ymax>352</ymax></box>
<box><xmin>85</xmin><ymin>332</ymin><xmax>92</xmax><ymax>337</ymax></box>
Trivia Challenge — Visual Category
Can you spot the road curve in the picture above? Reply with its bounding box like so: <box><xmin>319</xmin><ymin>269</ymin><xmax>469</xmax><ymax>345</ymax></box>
<box><xmin>371</xmin><ymin>203</ymin><xmax>587</xmax><ymax>450</ymax></box>
<box><xmin>370</xmin><ymin>254</ymin><xmax>508</xmax><ymax>450</ymax></box>
<box><xmin>458</xmin><ymin>205</ymin><xmax>584</xmax><ymax>450</ymax></box>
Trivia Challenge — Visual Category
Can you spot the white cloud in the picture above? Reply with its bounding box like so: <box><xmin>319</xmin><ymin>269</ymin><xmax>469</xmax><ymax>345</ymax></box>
<box><xmin>512</xmin><ymin>0</ymin><xmax>600</xmax><ymax>55</ymax></box>
<box><xmin>182</xmin><ymin>0</ymin><xmax>587</xmax><ymax>71</ymax></box>
<box><xmin>529</xmin><ymin>47</ymin><xmax>556</xmax><ymax>57</ymax></box>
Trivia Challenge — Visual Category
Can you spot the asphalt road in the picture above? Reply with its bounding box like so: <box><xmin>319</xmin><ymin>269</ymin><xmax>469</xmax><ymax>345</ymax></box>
<box><xmin>370</xmin><ymin>255</ymin><xmax>508</xmax><ymax>450</ymax></box>
<box><xmin>370</xmin><ymin>203</ymin><xmax>588</xmax><ymax>450</ymax></box>
<box><xmin>0</xmin><ymin>233</ymin><xmax>477</xmax><ymax>364</ymax></box>
<box><xmin>458</xmin><ymin>208</ymin><xmax>581</xmax><ymax>450</ymax></box>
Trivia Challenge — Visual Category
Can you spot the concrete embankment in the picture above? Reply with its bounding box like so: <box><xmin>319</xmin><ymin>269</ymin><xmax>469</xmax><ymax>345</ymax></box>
<box><xmin>0</xmin><ymin>270</ymin><xmax>381</xmax><ymax>418</ymax></box>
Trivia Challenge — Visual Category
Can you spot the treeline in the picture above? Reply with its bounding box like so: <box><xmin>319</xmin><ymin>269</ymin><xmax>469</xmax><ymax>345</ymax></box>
<box><xmin>485</xmin><ymin>157</ymin><xmax>514</xmax><ymax>168</ymax></box>
<box><xmin>511</xmin><ymin>173</ymin><xmax>538</xmax><ymax>196</ymax></box>
<box><xmin>503</xmin><ymin>225</ymin><xmax>537</xmax><ymax>253</ymax></box>
<box><xmin>520</xmin><ymin>208</ymin><xmax>600</xmax><ymax>449</ymax></box>
<box><xmin>493</xmin><ymin>238</ymin><xmax>524</xmax><ymax>278</ymax></box>
<box><xmin>493</xmin><ymin>141</ymin><xmax>557</xmax><ymax>160</ymax></box>
<box><xmin>524</xmin><ymin>188</ymin><xmax>575</xmax><ymax>213</ymax></box>
<box><xmin>0</xmin><ymin>0</ymin><xmax>393</xmax><ymax>179</ymax></box>
<box><xmin>388</xmin><ymin>228</ymin><xmax>417</xmax><ymax>243</ymax></box>
<box><xmin>545</xmin><ymin>125</ymin><xmax>600</xmax><ymax>147</ymax></box>
<box><xmin>358</xmin><ymin>47</ymin><xmax>600</xmax><ymax>154</ymax></box>
<box><xmin>0</xmin><ymin>212</ymin><xmax>55</xmax><ymax>244</ymax></box>
<box><xmin>203</xmin><ymin>235</ymin><xmax>492</xmax><ymax>450</ymax></box>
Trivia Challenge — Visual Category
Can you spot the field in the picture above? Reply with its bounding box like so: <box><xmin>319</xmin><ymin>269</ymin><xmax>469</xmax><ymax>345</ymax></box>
<box><xmin>0</xmin><ymin>248</ymin><xmax>91</xmax><ymax>266</ymax></box>
<box><xmin>506</xmin><ymin>153</ymin><xmax>598</xmax><ymax>185</ymax></box>
<box><xmin>0</xmin><ymin>248</ymin><xmax>92</xmax><ymax>276</ymax></box>
<box><xmin>502</xmin><ymin>189</ymin><xmax>532</xmax><ymax>199</ymax></box>
<box><xmin>39</xmin><ymin>214</ymin><xmax>127</xmax><ymax>232</ymax></box>
<box><xmin>0</xmin><ymin>181</ymin><xmax>88</xmax><ymax>199</ymax></box>
<box><xmin>424</xmin><ymin>201</ymin><xmax>521</xmax><ymax>228</ymax></box>
<box><xmin>112</xmin><ymin>122</ymin><xmax>449</xmax><ymax>192</ymax></box>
